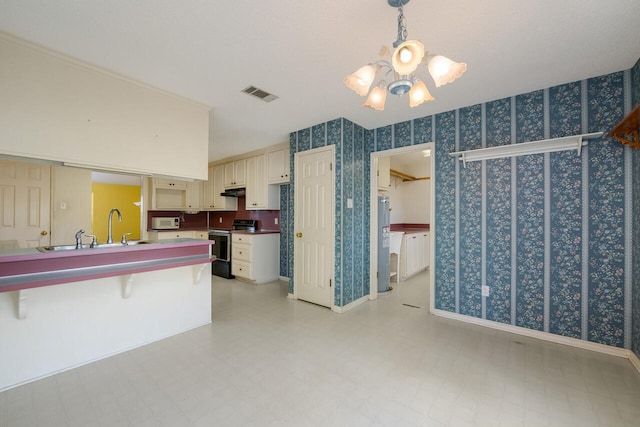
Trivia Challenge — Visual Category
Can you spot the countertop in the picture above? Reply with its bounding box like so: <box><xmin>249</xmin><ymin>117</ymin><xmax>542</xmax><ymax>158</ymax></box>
<box><xmin>232</xmin><ymin>230</ymin><xmax>280</xmax><ymax>235</ymax></box>
<box><xmin>0</xmin><ymin>238</ymin><xmax>214</xmax><ymax>292</ymax></box>
<box><xmin>0</xmin><ymin>238</ymin><xmax>211</xmax><ymax>261</ymax></box>
<box><xmin>149</xmin><ymin>228</ymin><xmax>280</xmax><ymax>235</ymax></box>
<box><xmin>390</xmin><ymin>224</ymin><xmax>430</xmax><ymax>234</ymax></box>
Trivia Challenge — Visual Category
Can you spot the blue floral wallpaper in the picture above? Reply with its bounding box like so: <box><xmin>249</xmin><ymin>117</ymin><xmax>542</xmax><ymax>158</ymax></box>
<box><xmin>434</xmin><ymin>112</ymin><xmax>457</xmax><ymax>312</ymax></box>
<box><xmin>548</xmin><ymin>83</ymin><xmax>583</xmax><ymax>339</ymax></box>
<box><xmin>632</xmin><ymin>57</ymin><xmax>640</xmax><ymax>359</ymax></box>
<box><xmin>283</xmin><ymin>61</ymin><xmax>639</xmax><ymax>351</ymax></box>
<box><xmin>458</xmin><ymin>105</ymin><xmax>483</xmax><ymax>318</ymax></box>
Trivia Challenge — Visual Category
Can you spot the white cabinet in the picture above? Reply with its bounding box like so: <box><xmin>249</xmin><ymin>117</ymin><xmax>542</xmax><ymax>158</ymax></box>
<box><xmin>246</xmin><ymin>154</ymin><xmax>280</xmax><ymax>210</ymax></box>
<box><xmin>377</xmin><ymin>156</ymin><xmax>391</xmax><ymax>190</ymax></box>
<box><xmin>153</xmin><ymin>178</ymin><xmax>188</xmax><ymax>190</ymax></box>
<box><xmin>418</xmin><ymin>232</ymin><xmax>429</xmax><ymax>270</ymax></box>
<box><xmin>224</xmin><ymin>159</ymin><xmax>246</xmax><ymax>189</ymax></box>
<box><xmin>185</xmin><ymin>181</ymin><xmax>202</xmax><ymax>211</ymax></box>
<box><xmin>193</xmin><ymin>230</ymin><xmax>210</xmax><ymax>240</ymax></box>
<box><xmin>267</xmin><ymin>148</ymin><xmax>290</xmax><ymax>184</ymax></box>
<box><xmin>148</xmin><ymin>230</ymin><xmax>209</xmax><ymax>240</ymax></box>
<box><xmin>151</xmin><ymin>178</ymin><xmax>202</xmax><ymax>210</ymax></box>
<box><xmin>148</xmin><ymin>230</ymin><xmax>194</xmax><ymax>240</ymax></box>
<box><xmin>400</xmin><ymin>231</ymin><xmax>429</xmax><ymax>280</ymax></box>
<box><xmin>231</xmin><ymin>232</ymin><xmax>280</xmax><ymax>284</ymax></box>
<box><xmin>152</xmin><ymin>178</ymin><xmax>186</xmax><ymax>210</ymax></box>
<box><xmin>203</xmin><ymin>165</ymin><xmax>237</xmax><ymax>211</ymax></box>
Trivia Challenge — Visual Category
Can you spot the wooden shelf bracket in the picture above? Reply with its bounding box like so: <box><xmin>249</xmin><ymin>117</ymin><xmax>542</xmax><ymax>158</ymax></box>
<box><xmin>609</xmin><ymin>104</ymin><xmax>640</xmax><ymax>149</ymax></box>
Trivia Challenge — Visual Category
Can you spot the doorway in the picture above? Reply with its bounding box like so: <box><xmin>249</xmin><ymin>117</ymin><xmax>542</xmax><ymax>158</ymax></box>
<box><xmin>369</xmin><ymin>143</ymin><xmax>435</xmax><ymax>311</ymax></box>
<box><xmin>91</xmin><ymin>172</ymin><xmax>143</xmax><ymax>242</ymax></box>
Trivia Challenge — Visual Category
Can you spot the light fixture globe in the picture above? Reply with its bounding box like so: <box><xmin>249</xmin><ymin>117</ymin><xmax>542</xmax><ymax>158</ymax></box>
<box><xmin>391</xmin><ymin>40</ymin><xmax>424</xmax><ymax>75</ymax></box>
<box><xmin>363</xmin><ymin>86</ymin><xmax>387</xmax><ymax>111</ymax></box>
<box><xmin>344</xmin><ymin>64</ymin><xmax>376</xmax><ymax>96</ymax></box>
<box><xmin>427</xmin><ymin>55</ymin><xmax>467</xmax><ymax>87</ymax></box>
<box><xmin>409</xmin><ymin>80</ymin><xmax>435</xmax><ymax>107</ymax></box>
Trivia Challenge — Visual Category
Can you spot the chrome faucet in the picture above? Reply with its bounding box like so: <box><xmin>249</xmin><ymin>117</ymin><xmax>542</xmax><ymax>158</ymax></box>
<box><xmin>106</xmin><ymin>208</ymin><xmax>122</xmax><ymax>244</ymax></box>
<box><xmin>121</xmin><ymin>232</ymin><xmax>132</xmax><ymax>245</ymax></box>
<box><xmin>75</xmin><ymin>229</ymin><xmax>85</xmax><ymax>249</ymax></box>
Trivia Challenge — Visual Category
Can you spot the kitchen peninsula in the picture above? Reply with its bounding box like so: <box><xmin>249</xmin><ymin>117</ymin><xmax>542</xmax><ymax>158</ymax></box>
<box><xmin>0</xmin><ymin>239</ymin><xmax>213</xmax><ymax>391</ymax></box>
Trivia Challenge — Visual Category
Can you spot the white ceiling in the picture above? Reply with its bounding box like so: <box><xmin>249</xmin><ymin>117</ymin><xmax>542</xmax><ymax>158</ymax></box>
<box><xmin>1</xmin><ymin>0</ymin><xmax>639</xmax><ymax>163</ymax></box>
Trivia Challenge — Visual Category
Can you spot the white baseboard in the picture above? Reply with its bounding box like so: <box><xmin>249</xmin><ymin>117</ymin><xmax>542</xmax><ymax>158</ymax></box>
<box><xmin>332</xmin><ymin>295</ymin><xmax>368</xmax><ymax>313</ymax></box>
<box><xmin>629</xmin><ymin>350</ymin><xmax>640</xmax><ymax>374</ymax></box>
<box><xmin>432</xmin><ymin>309</ymin><xmax>631</xmax><ymax>359</ymax></box>
<box><xmin>279</xmin><ymin>276</ymin><xmax>289</xmax><ymax>282</ymax></box>
<box><xmin>287</xmin><ymin>293</ymin><xmax>295</xmax><ymax>300</ymax></box>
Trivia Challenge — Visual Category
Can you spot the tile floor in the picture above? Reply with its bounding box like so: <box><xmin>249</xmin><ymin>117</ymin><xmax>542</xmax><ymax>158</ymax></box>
<box><xmin>1</xmin><ymin>271</ymin><xmax>640</xmax><ymax>426</ymax></box>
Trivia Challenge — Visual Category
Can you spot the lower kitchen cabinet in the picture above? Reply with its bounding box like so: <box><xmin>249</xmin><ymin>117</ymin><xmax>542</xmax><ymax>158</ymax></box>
<box><xmin>231</xmin><ymin>232</ymin><xmax>280</xmax><ymax>284</ymax></box>
<box><xmin>400</xmin><ymin>231</ymin><xmax>429</xmax><ymax>280</ymax></box>
<box><xmin>148</xmin><ymin>231</ymin><xmax>193</xmax><ymax>240</ymax></box>
<box><xmin>147</xmin><ymin>230</ymin><xmax>209</xmax><ymax>240</ymax></box>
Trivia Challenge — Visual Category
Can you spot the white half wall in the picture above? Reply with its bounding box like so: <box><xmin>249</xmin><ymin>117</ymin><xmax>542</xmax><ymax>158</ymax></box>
<box><xmin>0</xmin><ymin>264</ymin><xmax>212</xmax><ymax>391</ymax></box>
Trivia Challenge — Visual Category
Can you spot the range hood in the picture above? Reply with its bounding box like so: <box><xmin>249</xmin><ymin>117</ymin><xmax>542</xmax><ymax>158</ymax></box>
<box><xmin>220</xmin><ymin>188</ymin><xmax>246</xmax><ymax>197</ymax></box>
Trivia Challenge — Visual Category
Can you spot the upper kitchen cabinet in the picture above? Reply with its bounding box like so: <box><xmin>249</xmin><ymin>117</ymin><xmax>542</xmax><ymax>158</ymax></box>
<box><xmin>151</xmin><ymin>178</ymin><xmax>202</xmax><ymax>210</ymax></box>
<box><xmin>185</xmin><ymin>181</ymin><xmax>202</xmax><ymax>211</ymax></box>
<box><xmin>267</xmin><ymin>147</ymin><xmax>290</xmax><ymax>184</ymax></box>
<box><xmin>224</xmin><ymin>159</ymin><xmax>246</xmax><ymax>189</ymax></box>
<box><xmin>203</xmin><ymin>165</ymin><xmax>237</xmax><ymax>211</ymax></box>
<box><xmin>246</xmin><ymin>154</ymin><xmax>280</xmax><ymax>210</ymax></box>
<box><xmin>377</xmin><ymin>156</ymin><xmax>391</xmax><ymax>190</ymax></box>
<box><xmin>0</xmin><ymin>34</ymin><xmax>209</xmax><ymax>180</ymax></box>
<box><xmin>153</xmin><ymin>178</ymin><xmax>188</xmax><ymax>190</ymax></box>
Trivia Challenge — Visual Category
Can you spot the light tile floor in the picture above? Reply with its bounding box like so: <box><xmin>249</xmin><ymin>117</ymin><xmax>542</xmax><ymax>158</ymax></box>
<box><xmin>1</xmin><ymin>271</ymin><xmax>640</xmax><ymax>426</ymax></box>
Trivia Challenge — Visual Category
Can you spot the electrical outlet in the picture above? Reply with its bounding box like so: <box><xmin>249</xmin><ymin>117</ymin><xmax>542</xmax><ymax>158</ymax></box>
<box><xmin>274</xmin><ymin>218</ymin><xmax>278</xmax><ymax>225</ymax></box>
<box><xmin>347</xmin><ymin>198</ymin><xmax>353</xmax><ymax>208</ymax></box>
<box><xmin>482</xmin><ymin>285</ymin><xmax>490</xmax><ymax>297</ymax></box>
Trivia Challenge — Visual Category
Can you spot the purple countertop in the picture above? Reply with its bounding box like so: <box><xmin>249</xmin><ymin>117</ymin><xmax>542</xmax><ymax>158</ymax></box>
<box><xmin>0</xmin><ymin>239</ymin><xmax>214</xmax><ymax>292</ymax></box>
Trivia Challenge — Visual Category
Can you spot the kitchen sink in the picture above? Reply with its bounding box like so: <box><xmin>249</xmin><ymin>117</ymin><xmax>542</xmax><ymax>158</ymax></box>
<box><xmin>36</xmin><ymin>240</ymin><xmax>152</xmax><ymax>252</ymax></box>
<box><xmin>37</xmin><ymin>244</ymin><xmax>86</xmax><ymax>252</ymax></box>
<box><xmin>125</xmin><ymin>240</ymin><xmax>151</xmax><ymax>246</ymax></box>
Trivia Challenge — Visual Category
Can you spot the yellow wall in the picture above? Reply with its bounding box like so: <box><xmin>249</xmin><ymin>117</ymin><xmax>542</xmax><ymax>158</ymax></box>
<box><xmin>91</xmin><ymin>184</ymin><xmax>141</xmax><ymax>242</ymax></box>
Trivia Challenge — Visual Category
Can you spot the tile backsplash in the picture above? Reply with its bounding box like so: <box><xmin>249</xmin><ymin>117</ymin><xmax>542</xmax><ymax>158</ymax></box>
<box><xmin>148</xmin><ymin>196</ymin><xmax>280</xmax><ymax>231</ymax></box>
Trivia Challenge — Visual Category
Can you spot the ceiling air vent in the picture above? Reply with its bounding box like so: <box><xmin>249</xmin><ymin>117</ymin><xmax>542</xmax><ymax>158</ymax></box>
<box><xmin>242</xmin><ymin>85</ymin><xmax>279</xmax><ymax>103</ymax></box>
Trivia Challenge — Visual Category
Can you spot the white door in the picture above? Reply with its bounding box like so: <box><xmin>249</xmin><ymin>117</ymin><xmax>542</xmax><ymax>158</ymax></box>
<box><xmin>294</xmin><ymin>146</ymin><xmax>334</xmax><ymax>307</ymax></box>
<box><xmin>0</xmin><ymin>160</ymin><xmax>51</xmax><ymax>248</ymax></box>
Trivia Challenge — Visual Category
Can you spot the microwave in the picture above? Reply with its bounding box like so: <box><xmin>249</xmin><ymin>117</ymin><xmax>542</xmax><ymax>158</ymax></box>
<box><xmin>151</xmin><ymin>217</ymin><xmax>180</xmax><ymax>229</ymax></box>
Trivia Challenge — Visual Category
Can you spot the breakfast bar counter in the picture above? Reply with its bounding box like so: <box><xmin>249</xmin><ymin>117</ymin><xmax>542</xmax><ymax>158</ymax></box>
<box><xmin>0</xmin><ymin>238</ymin><xmax>214</xmax><ymax>292</ymax></box>
<box><xmin>0</xmin><ymin>238</ymin><xmax>214</xmax><ymax>391</ymax></box>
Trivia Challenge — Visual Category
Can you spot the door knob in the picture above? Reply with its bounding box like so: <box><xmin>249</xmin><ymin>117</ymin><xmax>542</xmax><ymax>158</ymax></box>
<box><xmin>296</xmin><ymin>232</ymin><xmax>303</xmax><ymax>238</ymax></box>
<box><xmin>41</xmin><ymin>231</ymin><xmax>48</xmax><ymax>236</ymax></box>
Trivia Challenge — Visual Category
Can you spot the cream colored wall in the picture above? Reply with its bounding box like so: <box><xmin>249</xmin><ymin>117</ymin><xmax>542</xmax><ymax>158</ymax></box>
<box><xmin>388</xmin><ymin>156</ymin><xmax>431</xmax><ymax>224</ymax></box>
<box><xmin>0</xmin><ymin>33</ymin><xmax>210</xmax><ymax>180</ymax></box>
<box><xmin>50</xmin><ymin>166</ymin><xmax>92</xmax><ymax>245</ymax></box>
<box><xmin>399</xmin><ymin>180</ymin><xmax>430</xmax><ymax>223</ymax></box>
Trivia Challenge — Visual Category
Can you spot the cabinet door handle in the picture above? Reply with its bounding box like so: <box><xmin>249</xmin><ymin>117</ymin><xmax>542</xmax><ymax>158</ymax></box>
<box><xmin>296</xmin><ymin>232</ymin><xmax>303</xmax><ymax>238</ymax></box>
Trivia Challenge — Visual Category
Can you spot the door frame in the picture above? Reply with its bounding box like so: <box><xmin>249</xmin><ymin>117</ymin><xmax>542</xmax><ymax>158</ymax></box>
<box><xmin>293</xmin><ymin>145</ymin><xmax>336</xmax><ymax>309</ymax></box>
<box><xmin>369</xmin><ymin>143</ymin><xmax>435</xmax><ymax>312</ymax></box>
